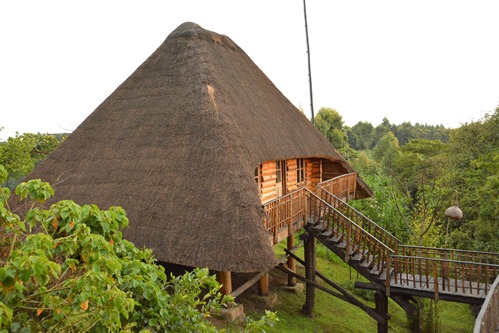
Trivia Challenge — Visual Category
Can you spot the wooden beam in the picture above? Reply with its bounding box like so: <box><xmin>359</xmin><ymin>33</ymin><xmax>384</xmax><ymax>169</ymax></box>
<box><xmin>355</xmin><ymin>281</ymin><xmax>385</xmax><ymax>292</ymax></box>
<box><xmin>276</xmin><ymin>265</ymin><xmax>385</xmax><ymax>323</ymax></box>
<box><xmin>217</xmin><ymin>271</ymin><xmax>232</xmax><ymax>295</ymax></box>
<box><xmin>229</xmin><ymin>241</ymin><xmax>305</xmax><ymax>299</ymax></box>
<box><xmin>286</xmin><ymin>249</ymin><xmax>387</xmax><ymax>324</ymax></box>
<box><xmin>231</xmin><ymin>270</ymin><xmax>268</xmax><ymax>298</ymax></box>
<box><xmin>276</xmin><ymin>264</ymin><xmax>349</xmax><ymax>302</ymax></box>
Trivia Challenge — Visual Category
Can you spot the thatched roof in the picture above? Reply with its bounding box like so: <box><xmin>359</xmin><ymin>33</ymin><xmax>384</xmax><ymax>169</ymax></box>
<box><xmin>21</xmin><ymin>22</ymin><xmax>371</xmax><ymax>273</ymax></box>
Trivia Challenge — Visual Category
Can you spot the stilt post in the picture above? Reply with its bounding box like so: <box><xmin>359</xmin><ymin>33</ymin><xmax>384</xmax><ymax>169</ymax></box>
<box><xmin>287</xmin><ymin>234</ymin><xmax>297</xmax><ymax>286</ymax></box>
<box><xmin>217</xmin><ymin>271</ymin><xmax>232</xmax><ymax>295</ymax></box>
<box><xmin>302</xmin><ymin>231</ymin><xmax>316</xmax><ymax>317</ymax></box>
<box><xmin>258</xmin><ymin>273</ymin><xmax>270</xmax><ymax>296</ymax></box>
<box><xmin>375</xmin><ymin>291</ymin><xmax>389</xmax><ymax>333</ymax></box>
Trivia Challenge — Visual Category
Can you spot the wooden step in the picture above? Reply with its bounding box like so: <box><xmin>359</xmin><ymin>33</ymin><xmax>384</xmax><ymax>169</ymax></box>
<box><xmin>377</xmin><ymin>268</ymin><xmax>394</xmax><ymax>281</ymax></box>
<box><xmin>369</xmin><ymin>265</ymin><xmax>384</xmax><ymax>276</ymax></box>
<box><xmin>360</xmin><ymin>255</ymin><xmax>374</xmax><ymax>268</ymax></box>
<box><xmin>309</xmin><ymin>225</ymin><xmax>324</xmax><ymax>233</ymax></box>
<box><xmin>350</xmin><ymin>252</ymin><xmax>363</xmax><ymax>261</ymax></box>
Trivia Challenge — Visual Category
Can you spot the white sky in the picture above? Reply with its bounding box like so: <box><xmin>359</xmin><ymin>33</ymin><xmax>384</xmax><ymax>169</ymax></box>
<box><xmin>1</xmin><ymin>1</ymin><xmax>499</xmax><ymax>140</ymax></box>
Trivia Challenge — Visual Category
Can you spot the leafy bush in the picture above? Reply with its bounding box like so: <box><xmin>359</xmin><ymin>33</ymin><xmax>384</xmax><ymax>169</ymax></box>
<box><xmin>0</xmin><ymin>175</ymin><xmax>276</xmax><ymax>332</ymax></box>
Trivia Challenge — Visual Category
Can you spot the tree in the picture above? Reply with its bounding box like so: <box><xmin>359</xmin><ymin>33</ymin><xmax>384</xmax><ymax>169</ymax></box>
<box><xmin>314</xmin><ymin>107</ymin><xmax>348</xmax><ymax>150</ymax></box>
<box><xmin>437</xmin><ymin>108</ymin><xmax>499</xmax><ymax>251</ymax></box>
<box><xmin>0</xmin><ymin>133</ymin><xmax>62</xmax><ymax>189</ymax></box>
<box><xmin>372</xmin><ymin>132</ymin><xmax>400</xmax><ymax>169</ymax></box>
<box><xmin>0</xmin><ymin>175</ymin><xmax>276</xmax><ymax>332</ymax></box>
<box><xmin>347</xmin><ymin>121</ymin><xmax>374</xmax><ymax>150</ymax></box>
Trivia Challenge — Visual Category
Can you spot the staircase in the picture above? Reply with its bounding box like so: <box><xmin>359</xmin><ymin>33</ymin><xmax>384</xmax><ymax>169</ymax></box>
<box><xmin>307</xmin><ymin>186</ymin><xmax>416</xmax><ymax>314</ymax></box>
<box><xmin>262</xmin><ymin>174</ymin><xmax>499</xmax><ymax>314</ymax></box>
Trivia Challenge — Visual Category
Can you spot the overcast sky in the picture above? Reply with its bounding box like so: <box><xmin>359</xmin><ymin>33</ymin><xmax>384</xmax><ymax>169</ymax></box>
<box><xmin>1</xmin><ymin>1</ymin><xmax>498</xmax><ymax>140</ymax></box>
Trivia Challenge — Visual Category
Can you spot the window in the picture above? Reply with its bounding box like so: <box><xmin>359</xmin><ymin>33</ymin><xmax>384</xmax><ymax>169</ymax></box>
<box><xmin>297</xmin><ymin>158</ymin><xmax>306</xmax><ymax>185</ymax></box>
<box><xmin>276</xmin><ymin>161</ymin><xmax>282</xmax><ymax>183</ymax></box>
<box><xmin>254</xmin><ymin>166</ymin><xmax>260</xmax><ymax>183</ymax></box>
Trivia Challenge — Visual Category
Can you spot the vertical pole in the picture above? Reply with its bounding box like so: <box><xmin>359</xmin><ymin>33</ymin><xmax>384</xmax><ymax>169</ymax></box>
<box><xmin>217</xmin><ymin>271</ymin><xmax>232</xmax><ymax>295</ymax></box>
<box><xmin>258</xmin><ymin>273</ymin><xmax>270</xmax><ymax>296</ymax></box>
<box><xmin>302</xmin><ymin>231</ymin><xmax>316</xmax><ymax>317</ymax></box>
<box><xmin>303</xmin><ymin>0</ymin><xmax>315</xmax><ymax>124</ymax></box>
<box><xmin>375</xmin><ymin>291</ymin><xmax>388</xmax><ymax>333</ymax></box>
<box><xmin>287</xmin><ymin>234</ymin><xmax>297</xmax><ymax>286</ymax></box>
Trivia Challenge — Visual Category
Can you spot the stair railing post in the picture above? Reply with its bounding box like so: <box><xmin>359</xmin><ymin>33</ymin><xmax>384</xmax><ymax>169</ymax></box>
<box><xmin>345</xmin><ymin>221</ymin><xmax>351</xmax><ymax>262</ymax></box>
<box><xmin>386</xmin><ymin>253</ymin><xmax>391</xmax><ymax>296</ymax></box>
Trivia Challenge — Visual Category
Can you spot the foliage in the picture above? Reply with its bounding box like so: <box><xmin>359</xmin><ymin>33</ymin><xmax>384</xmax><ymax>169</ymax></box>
<box><xmin>436</xmin><ymin>108</ymin><xmax>499</xmax><ymax>251</ymax></box>
<box><xmin>345</xmin><ymin>117</ymin><xmax>450</xmax><ymax>151</ymax></box>
<box><xmin>0</xmin><ymin>179</ymin><xmax>276</xmax><ymax>332</ymax></box>
<box><xmin>372</xmin><ymin>132</ymin><xmax>401</xmax><ymax>170</ymax></box>
<box><xmin>0</xmin><ymin>133</ymin><xmax>62</xmax><ymax>189</ymax></box>
<box><xmin>314</xmin><ymin>107</ymin><xmax>348</xmax><ymax>150</ymax></box>
<box><xmin>347</xmin><ymin>121</ymin><xmax>374</xmax><ymax>150</ymax></box>
<box><xmin>349</xmin><ymin>108</ymin><xmax>498</xmax><ymax>251</ymax></box>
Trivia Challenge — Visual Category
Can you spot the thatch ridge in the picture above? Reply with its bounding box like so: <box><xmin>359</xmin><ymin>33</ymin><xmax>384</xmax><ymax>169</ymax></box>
<box><xmin>20</xmin><ymin>22</ymin><xmax>371</xmax><ymax>272</ymax></box>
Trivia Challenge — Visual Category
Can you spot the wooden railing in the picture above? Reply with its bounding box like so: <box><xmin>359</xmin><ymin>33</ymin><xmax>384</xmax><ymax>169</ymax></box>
<box><xmin>317</xmin><ymin>173</ymin><xmax>357</xmax><ymax>201</ymax></box>
<box><xmin>474</xmin><ymin>274</ymin><xmax>499</xmax><ymax>333</ymax></box>
<box><xmin>316</xmin><ymin>187</ymin><xmax>401</xmax><ymax>254</ymax></box>
<box><xmin>305</xmin><ymin>191</ymin><xmax>395</xmax><ymax>293</ymax></box>
<box><xmin>262</xmin><ymin>174</ymin><xmax>499</xmax><ymax>303</ymax></box>
<box><xmin>390</xmin><ymin>254</ymin><xmax>499</xmax><ymax>299</ymax></box>
<box><xmin>263</xmin><ymin>189</ymin><xmax>306</xmax><ymax>245</ymax></box>
<box><xmin>399</xmin><ymin>245</ymin><xmax>499</xmax><ymax>265</ymax></box>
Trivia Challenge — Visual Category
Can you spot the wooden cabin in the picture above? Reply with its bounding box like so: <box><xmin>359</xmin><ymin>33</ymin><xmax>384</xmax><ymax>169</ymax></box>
<box><xmin>18</xmin><ymin>22</ymin><xmax>372</xmax><ymax>297</ymax></box>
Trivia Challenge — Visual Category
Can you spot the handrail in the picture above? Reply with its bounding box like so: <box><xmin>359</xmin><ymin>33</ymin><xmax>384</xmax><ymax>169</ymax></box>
<box><xmin>390</xmin><ymin>255</ymin><xmax>499</xmax><ymax>267</ymax></box>
<box><xmin>305</xmin><ymin>189</ymin><xmax>394</xmax><ymax>295</ymax></box>
<box><xmin>263</xmin><ymin>188</ymin><xmax>304</xmax><ymax>206</ymax></box>
<box><xmin>474</xmin><ymin>274</ymin><xmax>499</xmax><ymax>333</ymax></box>
<box><xmin>317</xmin><ymin>173</ymin><xmax>357</xmax><ymax>201</ymax></box>
<box><xmin>398</xmin><ymin>245</ymin><xmax>499</xmax><ymax>265</ymax></box>
<box><xmin>262</xmin><ymin>188</ymin><xmax>307</xmax><ymax>245</ymax></box>
<box><xmin>399</xmin><ymin>245</ymin><xmax>499</xmax><ymax>257</ymax></box>
<box><xmin>306</xmin><ymin>189</ymin><xmax>395</xmax><ymax>255</ymax></box>
<box><xmin>390</xmin><ymin>253</ymin><xmax>499</xmax><ymax>298</ymax></box>
<box><xmin>317</xmin><ymin>186</ymin><xmax>401</xmax><ymax>252</ymax></box>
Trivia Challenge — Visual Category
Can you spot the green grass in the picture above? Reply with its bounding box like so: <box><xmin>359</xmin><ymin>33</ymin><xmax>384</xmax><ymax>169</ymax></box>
<box><xmin>239</xmin><ymin>241</ymin><xmax>475</xmax><ymax>333</ymax></box>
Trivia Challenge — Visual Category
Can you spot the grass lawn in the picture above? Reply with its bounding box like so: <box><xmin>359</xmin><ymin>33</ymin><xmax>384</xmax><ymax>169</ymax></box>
<box><xmin>236</xmin><ymin>241</ymin><xmax>475</xmax><ymax>333</ymax></box>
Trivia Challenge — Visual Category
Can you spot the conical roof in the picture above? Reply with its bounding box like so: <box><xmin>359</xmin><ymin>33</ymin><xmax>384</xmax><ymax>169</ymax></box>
<box><xmin>22</xmin><ymin>22</ymin><xmax>371</xmax><ymax>272</ymax></box>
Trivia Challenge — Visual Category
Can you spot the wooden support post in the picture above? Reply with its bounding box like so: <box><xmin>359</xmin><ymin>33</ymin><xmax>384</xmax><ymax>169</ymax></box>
<box><xmin>375</xmin><ymin>291</ymin><xmax>388</xmax><ymax>333</ymax></box>
<box><xmin>217</xmin><ymin>271</ymin><xmax>232</xmax><ymax>295</ymax></box>
<box><xmin>302</xmin><ymin>231</ymin><xmax>316</xmax><ymax>317</ymax></box>
<box><xmin>258</xmin><ymin>273</ymin><xmax>270</xmax><ymax>296</ymax></box>
<box><xmin>287</xmin><ymin>234</ymin><xmax>297</xmax><ymax>286</ymax></box>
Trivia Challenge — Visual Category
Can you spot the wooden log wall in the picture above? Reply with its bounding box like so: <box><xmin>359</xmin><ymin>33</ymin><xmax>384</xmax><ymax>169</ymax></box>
<box><xmin>259</xmin><ymin>158</ymin><xmax>332</xmax><ymax>203</ymax></box>
<box><xmin>310</xmin><ymin>159</ymin><xmax>322</xmax><ymax>189</ymax></box>
<box><xmin>260</xmin><ymin>161</ymin><xmax>278</xmax><ymax>203</ymax></box>
<box><xmin>258</xmin><ymin>158</ymin><xmax>327</xmax><ymax>203</ymax></box>
<box><xmin>322</xmin><ymin>159</ymin><xmax>347</xmax><ymax>181</ymax></box>
<box><xmin>286</xmin><ymin>159</ymin><xmax>298</xmax><ymax>192</ymax></box>
<box><xmin>305</xmin><ymin>159</ymin><xmax>313</xmax><ymax>189</ymax></box>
